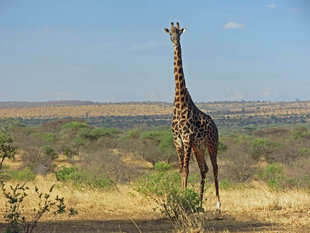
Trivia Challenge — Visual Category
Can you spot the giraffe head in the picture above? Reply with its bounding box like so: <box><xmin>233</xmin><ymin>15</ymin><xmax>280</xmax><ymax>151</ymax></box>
<box><xmin>164</xmin><ymin>22</ymin><xmax>186</xmax><ymax>46</ymax></box>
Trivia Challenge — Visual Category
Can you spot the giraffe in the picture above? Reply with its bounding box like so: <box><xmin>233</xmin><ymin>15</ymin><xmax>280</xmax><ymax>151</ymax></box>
<box><xmin>164</xmin><ymin>22</ymin><xmax>221</xmax><ymax>211</ymax></box>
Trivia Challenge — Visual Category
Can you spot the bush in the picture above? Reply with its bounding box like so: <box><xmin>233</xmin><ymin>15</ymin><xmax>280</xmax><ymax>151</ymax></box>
<box><xmin>56</xmin><ymin>166</ymin><xmax>115</xmax><ymax>190</ymax></box>
<box><xmin>140</xmin><ymin>127</ymin><xmax>176</xmax><ymax>161</ymax></box>
<box><xmin>0</xmin><ymin>131</ymin><xmax>16</xmax><ymax>173</ymax></box>
<box><xmin>154</xmin><ymin>161</ymin><xmax>172</xmax><ymax>172</ymax></box>
<box><xmin>61</xmin><ymin>121</ymin><xmax>88</xmax><ymax>130</ymax></box>
<box><xmin>290</xmin><ymin>125</ymin><xmax>309</xmax><ymax>141</ymax></box>
<box><xmin>2</xmin><ymin>183</ymin><xmax>77</xmax><ymax>233</ymax></box>
<box><xmin>40</xmin><ymin>145</ymin><xmax>58</xmax><ymax>160</ymax></box>
<box><xmin>161</xmin><ymin>188</ymin><xmax>203</xmax><ymax>218</ymax></box>
<box><xmin>63</xmin><ymin>147</ymin><xmax>75</xmax><ymax>157</ymax></box>
<box><xmin>9</xmin><ymin>167</ymin><xmax>36</xmax><ymax>182</ymax></box>
<box><xmin>251</xmin><ymin>138</ymin><xmax>282</xmax><ymax>161</ymax></box>
<box><xmin>134</xmin><ymin>171</ymin><xmax>181</xmax><ymax>196</ymax></box>
<box><xmin>258</xmin><ymin>163</ymin><xmax>298</xmax><ymax>189</ymax></box>
<box><xmin>134</xmin><ymin>167</ymin><xmax>204</xmax><ymax>232</ymax></box>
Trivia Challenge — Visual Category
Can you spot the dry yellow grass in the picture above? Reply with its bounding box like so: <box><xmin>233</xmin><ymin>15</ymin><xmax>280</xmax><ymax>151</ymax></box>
<box><xmin>1</xmin><ymin>155</ymin><xmax>310</xmax><ymax>232</ymax></box>
<box><xmin>1</xmin><ymin>175</ymin><xmax>310</xmax><ymax>231</ymax></box>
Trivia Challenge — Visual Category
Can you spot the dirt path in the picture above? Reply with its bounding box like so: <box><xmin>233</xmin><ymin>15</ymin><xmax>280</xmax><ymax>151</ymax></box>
<box><xmin>1</xmin><ymin>214</ymin><xmax>308</xmax><ymax>233</ymax></box>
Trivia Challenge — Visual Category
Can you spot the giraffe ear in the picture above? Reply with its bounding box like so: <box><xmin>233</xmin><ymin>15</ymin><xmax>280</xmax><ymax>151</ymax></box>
<box><xmin>180</xmin><ymin>28</ymin><xmax>186</xmax><ymax>34</ymax></box>
<box><xmin>164</xmin><ymin>28</ymin><xmax>170</xmax><ymax>34</ymax></box>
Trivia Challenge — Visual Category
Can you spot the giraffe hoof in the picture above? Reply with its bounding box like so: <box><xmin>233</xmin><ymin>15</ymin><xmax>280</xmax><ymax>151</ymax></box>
<box><xmin>216</xmin><ymin>201</ymin><xmax>221</xmax><ymax>213</ymax></box>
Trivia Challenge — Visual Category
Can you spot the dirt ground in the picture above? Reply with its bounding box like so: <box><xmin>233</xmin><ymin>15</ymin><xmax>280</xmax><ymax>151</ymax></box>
<box><xmin>1</xmin><ymin>212</ymin><xmax>309</xmax><ymax>233</ymax></box>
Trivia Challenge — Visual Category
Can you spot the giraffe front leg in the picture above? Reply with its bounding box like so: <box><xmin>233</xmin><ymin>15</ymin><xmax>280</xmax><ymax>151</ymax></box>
<box><xmin>181</xmin><ymin>144</ymin><xmax>191</xmax><ymax>189</ymax></box>
<box><xmin>173</xmin><ymin>136</ymin><xmax>186</xmax><ymax>188</ymax></box>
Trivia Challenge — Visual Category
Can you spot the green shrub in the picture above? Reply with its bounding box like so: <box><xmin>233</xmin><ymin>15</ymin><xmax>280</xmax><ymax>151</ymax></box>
<box><xmin>251</xmin><ymin>138</ymin><xmax>282</xmax><ymax>161</ymax></box>
<box><xmin>134</xmin><ymin>169</ymin><xmax>199</xmax><ymax>197</ymax></box>
<box><xmin>300</xmin><ymin>148</ymin><xmax>310</xmax><ymax>156</ymax></box>
<box><xmin>140</xmin><ymin>127</ymin><xmax>176</xmax><ymax>157</ymax></box>
<box><xmin>9</xmin><ymin>167</ymin><xmax>36</xmax><ymax>182</ymax></box>
<box><xmin>41</xmin><ymin>133</ymin><xmax>56</xmax><ymax>142</ymax></box>
<box><xmin>56</xmin><ymin>166</ymin><xmax>114</xmax><ymax>190</ymax></box>
<box><xmin>63</xmin><ymin>147</ymin><xmax>75</xmax><ymax>157</ymax></box>
<box><xmin>61</xmin><ymin>121</ymin><xmax>88</xmax><ymax>130</ymax></box>
<box><xmin>290</xmin><ymin>126</ymin><xmax>309</xmax><ymax>141</ymax></box>
<box><xmin>120</xmin><ymin>128</ymin><xmax>141</xmax><ymax>141</ymax></box>
<box><xmin>40</xmin><ymin>145</ymin><xmax>58</xmax><ymax>160</ymax></box>
<box><xmin>134</xmin><ymin>171</ymin><xmax>181</xmax><ymax>196</ymax></box>
<box><xmin>258</xmin><ymin>163</ymin><xmax>298</xmax><ymax>189</ymax></box>
<box><xmin>56</xmin><ymin>167</ymin><xmax>75</xmax><ymax>181</ymax></box>
<box><xmin>73</xmin><ymin>127</ymin><xmax>120</xmax><ymax>147</ymax></box>
<box><xmin>261</xmin><ymin>163</ymin><xmax>283</xmax><ymax>179</ymax></box>
<box><xmin>0</xmin><ymin>131</ymin><xmax>16</xmax><ymax>172</ymax></box>
<box><xmin>161</xmin><ymin>188</ymin><xmax>203</xmax><ymax>219</ymax></box>
<box><xmin>154</xmin><ymin>161</ymin><xmax>172</xmax><ymax>172</ymax></box>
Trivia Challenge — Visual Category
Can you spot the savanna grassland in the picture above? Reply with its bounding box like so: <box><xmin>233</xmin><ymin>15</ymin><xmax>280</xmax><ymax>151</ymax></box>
<box><xmin>1</xmin><ymin>102</ymin><xmax>310</xmax><ymax>233</ymax></box>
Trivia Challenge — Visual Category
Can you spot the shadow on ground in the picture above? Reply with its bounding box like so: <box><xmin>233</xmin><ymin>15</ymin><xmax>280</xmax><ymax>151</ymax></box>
<box><xmin>0</xmin><ymin>215</ymin><xmax>292</xmax><ymax>233</ymax></box>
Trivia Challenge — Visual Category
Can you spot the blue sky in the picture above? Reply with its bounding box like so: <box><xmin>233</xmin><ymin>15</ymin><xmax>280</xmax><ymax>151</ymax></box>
<box><xmin>0</xmin><ymin>0</ymin><xmax>309</xmax><ymax>102</ymax></box>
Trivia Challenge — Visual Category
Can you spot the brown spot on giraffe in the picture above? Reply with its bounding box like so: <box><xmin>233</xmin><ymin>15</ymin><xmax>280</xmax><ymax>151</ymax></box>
<box><xmin>164</xmin><ymin>22</ymin><xmax>221</xmax><ymax>211</ymax></box>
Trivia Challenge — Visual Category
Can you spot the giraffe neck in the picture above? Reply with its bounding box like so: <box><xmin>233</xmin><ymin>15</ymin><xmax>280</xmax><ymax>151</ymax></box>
<box><xmin>173</xmin><ymin>43</ymin><xmax>189</xmax><ymax>109</ymax></box>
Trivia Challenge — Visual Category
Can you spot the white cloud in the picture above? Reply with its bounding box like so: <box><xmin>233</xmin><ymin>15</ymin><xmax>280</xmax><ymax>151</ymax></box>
<box><xmin>266</xmin><ymin>3</ymin><xmax>276</xmax><ymax>8</ymax></box>
<box><xmin>223</xmin><ymin>22</ymin><xmax>244</xmax><ymax>30</ymax></box>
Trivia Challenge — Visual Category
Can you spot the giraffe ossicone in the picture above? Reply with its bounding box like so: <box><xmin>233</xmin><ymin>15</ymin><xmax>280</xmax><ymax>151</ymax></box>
<box><xmin>165</xmin><ymin>22</ymin><xmax>221</xmax><ymax>212</ymax></box>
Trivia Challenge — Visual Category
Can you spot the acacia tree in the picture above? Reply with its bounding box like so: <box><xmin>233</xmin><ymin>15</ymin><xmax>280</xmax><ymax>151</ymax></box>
<box><xmin>0</xmin><ymin>130</ymin><xmax>16</xmax><ymax>172</ymax></box>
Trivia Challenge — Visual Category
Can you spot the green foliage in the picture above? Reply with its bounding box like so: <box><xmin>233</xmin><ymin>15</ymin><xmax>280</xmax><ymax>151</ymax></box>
<box><xmin>9</xmin><ymin>167</ymin><xmax>36</xmax><ymax>182</ymax></box>
<box><xmin>30</xmin><ymin>132</ymin><xmax>56</xmax><ymax>143</ymax></box>
<box><xmin>2</xmin><ymin>183</ymin><xmax>77</xmax><ymax>233</ymax></box>
<box><xmin>74</xmin><ymin>127</ymin><xmax>120</xmax><ymax>146</ymax></box>
<box><xmin>219</xmin><ymin>178</ymin><xmax>244</xmax><ymax>190</ymax></box>
<box><xmin>251</xmin><ymin>138</ymin><xmax>282</xmax><ymax>161</ymax></box>
<box><xmin>290</xmin><ymin>126</ymin><xmax>309</xmax><ymax>141</ymax></box>
<box><xmin>134</xmin><ymin>171</ymin><xmax>181</xmax><ymax>196</ymax></box>
<box><xmin>63</xmin><ymin>147</ymin><xmax>75</xmax><ymax>157</ymax></box>
<box><xmin>228</xmin><ymin>134</ymin><xmax>252</xmax><ymax>144</ymax></box>
<box><xmin>154</xmin><ymin>161</ymin><xmax>172</xmax><ymax>172</ymax></box>
<box><xmin>140</xmin><ymin>127</ymin><xmax>176</xmax><ymax>157</ymax></box>
<box><xmin>161</xmin><ymin>188</ymin><xmax>203</xmax><ymax>220</ymax></box>
<box><xmin>41</xmin><ymin>133</ymin><xmax>56</xmax><ymax>142</ymax></box>
<box><xmin>300</xmin><ymin>148</ymin><xmax>310</xmax><ymax>156</ymax></box>
<box><xmin>258</xmin><ymin>163</ymin><xmax>298</xmax><ymax>189</ymax></box>
<box><xmin>218</xmin><ymin>141</ymin><xmax>228</xmax><ymax>154</ymax></box>
<box><xmin>261</xmin><ymin>163</ymin><xmax>283</xmax><ymax>180</ymax></box>
<box><xmin>133</xmin><ymin>169</ymin><xmax>199</xmax><ymax>197</ymax></box>
<box><xmin>56</xmin><ymin>166</ymin><xmax>115</xmax><ymax>190</ymax></box>
<box><xmin>0</xmin><ymin>119</ymin><xmax>25</xmax><ymax>131</ymax></box>
<box><xmin>40</xmin><ymin>145</ymin><xmax>58</xmax><ymax>160</ymax></box>
<box><xmin>0</xmin><ymin>131</ymin><xmax>16</xmax><ymax>172</ymax></box>
<box><xmin>120</xmin><ymin>128</ymin><xmax>141</xmax><ymax>141</ymax></box>
<box><xmin>61</xmin><ymin>121</ymin><xmax>88</xmax><ymax>130</ymax></box>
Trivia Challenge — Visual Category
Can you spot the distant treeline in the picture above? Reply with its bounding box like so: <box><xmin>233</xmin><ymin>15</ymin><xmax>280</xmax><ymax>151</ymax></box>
<box><xmin>10</xmin><ymin>113</ymin><xmax>310</xmax><ymax>130</ymax></box>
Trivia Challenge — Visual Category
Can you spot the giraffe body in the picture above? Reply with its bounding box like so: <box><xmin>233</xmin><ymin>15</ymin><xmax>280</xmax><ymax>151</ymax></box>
<box><xmin>165</xmin><ymin>22</ymin><xmax>221</xmax><ymax>211</ymax></box>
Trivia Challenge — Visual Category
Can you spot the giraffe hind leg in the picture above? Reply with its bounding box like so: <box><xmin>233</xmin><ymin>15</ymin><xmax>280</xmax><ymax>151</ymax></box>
<box><xmin>193</xmin><ymin>144</ymin><xmax>208</xmax><ymax>207</ymax></box>
<box><xmin>207</xmin><ymin>142</ymin><xmax>221</xmax><ymax>212</ymax></box>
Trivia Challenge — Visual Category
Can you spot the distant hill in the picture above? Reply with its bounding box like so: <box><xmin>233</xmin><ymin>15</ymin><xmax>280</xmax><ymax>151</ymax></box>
<box><xmin>0</xmin><ymin>101</ymin><xmax>96</xmax><ymax>108</ymax></box>
<box><xmin>0</xmin><ymin>100</ymin><xmax>309</xmax><ymax>129</ymax></box>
